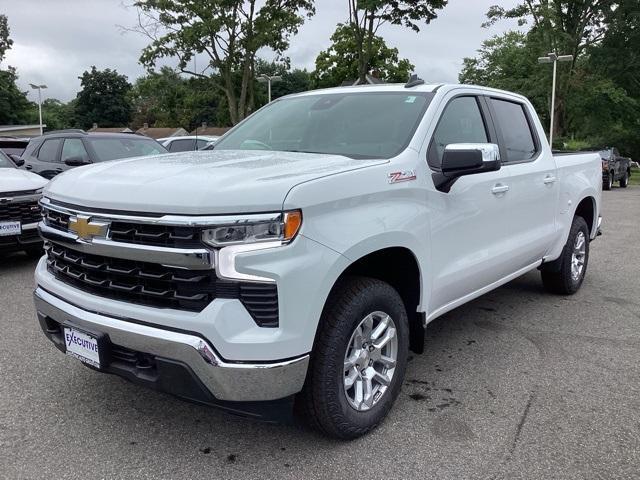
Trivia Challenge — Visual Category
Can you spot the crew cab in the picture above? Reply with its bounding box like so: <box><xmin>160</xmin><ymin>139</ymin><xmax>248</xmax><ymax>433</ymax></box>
<box><xmin>585</xmin><ymin>146</ymin><xmax>632</xmax><ymax>190</ymax></box>
<box><xmin>0</xmin><ymin>150</ymin><xmax>47</xmax><ymax>257</ymax></box>
<box><xmin>33</xmin><ymin>82</ymin><xmax>602</xmax><ymax>439</ymax></box>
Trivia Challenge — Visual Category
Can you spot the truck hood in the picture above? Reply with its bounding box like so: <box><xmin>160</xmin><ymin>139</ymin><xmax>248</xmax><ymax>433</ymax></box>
<box><xmin>45</xmin><ymin>150</ymin><xmax>387</xmax><ymax>214</ymax></box>
<box><xmin>0</xmin><ymin>168</ymin><xmax>48</xmax><ymax>194</ymax></box>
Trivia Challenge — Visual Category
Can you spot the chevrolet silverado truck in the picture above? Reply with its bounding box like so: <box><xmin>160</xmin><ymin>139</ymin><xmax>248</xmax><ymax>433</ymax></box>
<box><xmin>34</xmin><ymin>82</ymin><xmax>602</xmax><ymax>439</ymax></box>
<box><xmin>0</xmin><ymin>150</ymin><xmax>47</xmax><ymax>257</ymax></box>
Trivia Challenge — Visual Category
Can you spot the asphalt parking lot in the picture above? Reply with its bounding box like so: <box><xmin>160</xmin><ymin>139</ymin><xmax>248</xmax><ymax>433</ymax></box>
<box><xmin>1</xmin><ymin>187</ymin><xmax>639</xmax><ymax>480</ymax></box>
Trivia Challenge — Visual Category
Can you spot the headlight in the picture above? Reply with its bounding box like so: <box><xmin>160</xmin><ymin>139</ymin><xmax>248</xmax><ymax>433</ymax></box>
<box><xmin>202</xmin><ymin>210</ymin><xmax>302</xmax><ymax>247</ymax></box>
<box><xmin>34</xmin><ymin>188</ymin><xmax>44</xmax><ymax>194</ymax></box>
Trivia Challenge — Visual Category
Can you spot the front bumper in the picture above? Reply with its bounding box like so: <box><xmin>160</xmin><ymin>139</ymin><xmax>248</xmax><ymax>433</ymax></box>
<box><xmin>0</xmin><ymin>222</ymin><xmax>41</xmax><ymax>251</ymax></box>
<box><xmin>34</xmin><ymin>287</ymin><xmax>309</xmax><ymax>403</ymax></box>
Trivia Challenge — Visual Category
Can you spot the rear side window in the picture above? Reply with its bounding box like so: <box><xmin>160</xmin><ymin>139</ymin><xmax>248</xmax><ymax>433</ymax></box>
<box><xmin>490</xmin><ymin>99</ymin><xmax>537</xmax><ymax>163</ymax></box>
<box><xmin>168</xmin><ymin>139</ymin><xmax>196</xmax><ymax>152</ymax></box>
<box><xmin>428</xmin><ymin>96</ymin><xmax>488</xmax><ymax>169</ymax></box>
<box><xmin>37</xmin><ymin>139</ymin><xmax>62</xmax><ymax>162</ymax></box>
<box><xmin>62</xmin><ymin>139</ymin><xmax>90</xmax><ymax>163</ymax></box>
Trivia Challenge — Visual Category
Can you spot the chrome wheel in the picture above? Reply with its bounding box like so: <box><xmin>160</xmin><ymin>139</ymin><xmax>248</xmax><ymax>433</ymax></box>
<box><xmin>571</xmin><ymin>231</ymin><xmax>586</xmax><ymax>281</ymax></box>
<box><xmin>343</xmin><ymin>311</ymin><xmax>398</xmax><ymax>412</ymax></box>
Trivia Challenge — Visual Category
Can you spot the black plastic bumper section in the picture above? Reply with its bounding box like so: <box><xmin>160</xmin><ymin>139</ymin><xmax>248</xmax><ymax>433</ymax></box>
<box><xmin>37</xmin><ymin>312</ymin><xmax>295</xmax><ymax>423</ymax></box>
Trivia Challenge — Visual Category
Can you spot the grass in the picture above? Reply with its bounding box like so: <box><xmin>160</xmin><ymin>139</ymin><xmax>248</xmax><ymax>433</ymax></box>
<box><xmin>629</xmin><ymin>167</ymin><xmax>640</xmax><ymax>186</ymax></box>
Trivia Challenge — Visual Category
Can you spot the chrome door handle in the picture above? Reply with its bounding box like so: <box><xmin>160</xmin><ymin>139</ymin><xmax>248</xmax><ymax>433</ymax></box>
<box><xmin>543</xmin><ymin>175</ymin><xmax>557</xmax><ymax>184</ymax></box>
<box><xmin>491</xmin><ymin>184</ymin><xmax>509</xmax><ymax>194</ymax></box>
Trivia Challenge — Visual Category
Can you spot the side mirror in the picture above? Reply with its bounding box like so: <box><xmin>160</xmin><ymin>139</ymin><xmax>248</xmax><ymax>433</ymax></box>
<box><xmin>10</xmin><ymin>154</ymin><xmax>25</xmax><ymax>167</ymax></box>
<box><xmin>64</xmin><ymin>156</ymin><xmax>90</xmax><ymax>166</ymax></box>
<box><xmin>433</xmin><ymin>143</ymin><xmax>501</xmax><ymax>193</ymax></box>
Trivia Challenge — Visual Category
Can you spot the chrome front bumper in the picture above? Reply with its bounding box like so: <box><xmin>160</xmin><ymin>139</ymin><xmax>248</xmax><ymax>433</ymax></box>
<box><xmin>34</xmin><ymin>287</ymin><xmax>309</xmax><ymax>402</ymax></box>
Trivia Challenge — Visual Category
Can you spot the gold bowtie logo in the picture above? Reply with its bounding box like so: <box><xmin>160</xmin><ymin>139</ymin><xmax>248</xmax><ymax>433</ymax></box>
<box><xmin>68</xmin><ymin>215</ymin><xmax>109</xmax><ymax>241</ymax></box>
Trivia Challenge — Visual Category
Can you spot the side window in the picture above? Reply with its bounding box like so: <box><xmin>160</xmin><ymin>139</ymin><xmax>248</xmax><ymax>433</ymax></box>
<box><xmin>37</xmin><ymin>139</ymin><xmax>62</xmax><ymax>163</ymax></box>
<box><xmin>428</xmin><ymin>96</ymin><xmax>488</xmax><ymax>169</ymax></box>
<box><xmin>168</xmin><ymin>139</ymin><xmax>196</xmax><ymax>152</ymax></box>
<box><xmin>61</xmin><ymin>139</ymin><xmax>89</xmax><ymax>163</ymax></box>
<box><xmin>490</xmin><ymin>98</ymin><xmax>537</xmax><ymax>163</ymax></box>
<box><xmin>196</xmin><ymin>139</ymin><xmax>208</xmax><ymax>149</ymax></box>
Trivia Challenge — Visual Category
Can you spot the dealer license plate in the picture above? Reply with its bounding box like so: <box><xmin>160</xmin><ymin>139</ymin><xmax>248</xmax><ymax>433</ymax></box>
<box><xmin>64</xmin><ymin>327</ymin><xmax>101</xmax><ymax>368</ymax></box>
<box><xmin>0</xmin><ymin>221</ymin><xmax>21</xmax><ymax>236</ymax></box>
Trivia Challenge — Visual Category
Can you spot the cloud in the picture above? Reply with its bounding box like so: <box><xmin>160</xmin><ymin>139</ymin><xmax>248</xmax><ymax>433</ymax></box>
<box><xmin>3</xmin><ymin>0</ymin><xmax>522</xmax><ymax>102</ymax></box>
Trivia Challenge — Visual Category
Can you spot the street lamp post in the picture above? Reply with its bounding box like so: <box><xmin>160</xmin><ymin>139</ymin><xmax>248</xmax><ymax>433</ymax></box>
<box><xmin>29</xmin><ymin>83</ymin><xmax>48</xmax><ymax>135</ymax></box>
<box><xmin>537</xmin><ymin>53</ymin><xmax>573</xmax><ymax>148</ymax></box>
<box><xmin>257</xmin><ymin>74</ymin><xmax>282</xmax><ymax>103</ymax></box>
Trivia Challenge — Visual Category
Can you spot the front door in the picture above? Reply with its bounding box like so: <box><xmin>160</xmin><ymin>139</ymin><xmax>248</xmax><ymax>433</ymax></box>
<box><xmin>426</xmin><ymin>95</ymin><xmax>513</xmax><ymax>314</ymax></box>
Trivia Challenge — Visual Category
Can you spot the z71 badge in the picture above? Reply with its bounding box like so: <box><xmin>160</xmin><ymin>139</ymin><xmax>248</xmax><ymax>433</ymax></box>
<box><xmin>388</xmin><ymin>170</ymin><xmax>417</xmax><ymax>184</ymax></box>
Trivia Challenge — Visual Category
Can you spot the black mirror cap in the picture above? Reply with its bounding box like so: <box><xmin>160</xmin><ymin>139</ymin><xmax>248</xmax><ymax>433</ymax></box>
<box><xmin>10</xmin><ymin>155</ymin><xmax>25</xmax><ymax>167</ymax></box>
<box><xmin>64</xmin><ymin>157</ymin><xmax>90</xmax><ymax>166</ymax></box>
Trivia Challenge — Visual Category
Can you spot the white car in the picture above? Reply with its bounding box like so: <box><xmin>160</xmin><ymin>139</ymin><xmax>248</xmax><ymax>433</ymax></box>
<box><xmin>158</xmin><ymin>135</ymin><xmax>219</xmax><ymax>152</ymax></box>
<box><xmin>0</xmin><ymin>150</ymin><xmax>47</xmax><ymax>257</ymax></box>
<box><xmin>34</xmin><ymin>82</ymin><xmax>602</xmax><ymax>438</ymax></box>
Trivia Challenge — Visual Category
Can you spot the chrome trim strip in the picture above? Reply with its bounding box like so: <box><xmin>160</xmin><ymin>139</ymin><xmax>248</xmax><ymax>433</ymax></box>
<box><xmin>39</xmin><ymin>222</ymin><xmax>214</xmax><ymax>270</ymax></box>
<box><xmin>22</xmin><ymin>222</ymin><xmax>39</xmax><ymax>231</ymax></box>
<box><xmin>216</xmin><ymin>242</ymin><xmax>281</xmax><ymax>283</ymax></box>
<box><xmin>34</xmin><ymin>288</ymin><xmax>309</xmax><ymax>401</ymax></box>
<box><xmin>0</xmin><ymin>193</ymin><xmax>42</xmax><ymax>204</ymax></box>
<box><xmin>41</xmin><ymin>197</ymin><xmax>281</xmax><ymax>227</ymax></box>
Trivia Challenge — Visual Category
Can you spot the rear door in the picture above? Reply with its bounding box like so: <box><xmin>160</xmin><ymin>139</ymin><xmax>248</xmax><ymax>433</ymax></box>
<box><xmin>427</xmin><ymin>94</ymin><xmax>512</xmax><ymax>313</ymax></box>
<box><xmin>488</xmin><ymin>96</ymin><xmax>558</xmax><ymax>267</ymax></box>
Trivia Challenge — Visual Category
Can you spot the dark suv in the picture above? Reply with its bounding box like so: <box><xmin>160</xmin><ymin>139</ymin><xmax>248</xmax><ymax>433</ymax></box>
<box><xmin>19</xmin><ymin>131</ymin><xmax>168</xmax><ymax>179</ymax></box>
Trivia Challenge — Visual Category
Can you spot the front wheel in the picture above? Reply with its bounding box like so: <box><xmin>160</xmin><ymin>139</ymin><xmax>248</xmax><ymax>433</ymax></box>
<box><xmin>603</xmin><ymin>173</ymin><xmax>613</xmax><ymax>190</ymax></box>
<box><xmin>298</xmin><ymin>276</ymin><xmax>409</xmax><ymax>439</ymax></box>
<box><xmin>541</xmin><ymin>216</ymin><xmax>589</xmax><ymax>295</ymax></box>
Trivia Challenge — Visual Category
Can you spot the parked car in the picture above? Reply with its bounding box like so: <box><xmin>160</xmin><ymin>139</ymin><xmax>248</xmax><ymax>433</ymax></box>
<box><xmin>158</xmin><ymin>135</ymin><xmax>219</xmax><ymax>152</ymax></box>
<box><xmin>582</xmin><ymin>147</ymin><xmax>631</xmax><ymax>190</ymax></box>
<box><xmin>19</xmin><ymin>130</ymin><xmax>168</xmax><ymax>179</ymax></box>
<box><xmin>0</xmin><ymin>149</ymin><xmax>47</xmax><ymax>257</ymax></box>
<box><xmin>0</xmin><ymin>136</ymin><xmax>30</xmax><ymax>165</ymax></box>
<box><xmin>34</xmin><ymin>82</ymin><xmax>602</xmax><ymax>439</ymax></box>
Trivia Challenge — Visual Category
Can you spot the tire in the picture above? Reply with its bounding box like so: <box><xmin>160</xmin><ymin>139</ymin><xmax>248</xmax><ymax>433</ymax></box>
<box><xmin>24</xmin><ymin>245</ymin><xmax>44</xmax><ymax>260</ymax></box>
<box><xmin>297</xmin><ymin>276</ymin><xmax>409</xmax><ymax>439</ymax></box>
<box><xmin>541</xmin><ymin>216</ymin><xmax>589</xmax><ymax>295</ymax></box>
<box><xmin>603</xmin><ymin>173</ymin><xmax>612</xmax><ymax>190</ymax></box>
<box><xmin>620</xmin><ymin>171</ymin><xmax>628</xmax><ymax>188</ymax></box>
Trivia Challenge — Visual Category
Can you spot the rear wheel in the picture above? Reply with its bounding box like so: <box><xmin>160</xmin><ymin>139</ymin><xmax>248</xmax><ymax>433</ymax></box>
<box><xmin>541</xmin><ymin>216</ymin><xmax>589</xmax><ymax>295</ymax></box>
<box><xmin>298</xmin><ymin>276</ymin><xmax>409</xmax><ymax>439</ymax></box>
<box><xmin>620</xmin><ymin>171</ymin><xmax>628</xmax><ymax>188</ymax></box>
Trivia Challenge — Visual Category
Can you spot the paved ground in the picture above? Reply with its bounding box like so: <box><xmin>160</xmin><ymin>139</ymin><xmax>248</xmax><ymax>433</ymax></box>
<box><xmin>1</xmin><ymin>187</ymin><xmax>639</xmax><ymax>480</ymax></box>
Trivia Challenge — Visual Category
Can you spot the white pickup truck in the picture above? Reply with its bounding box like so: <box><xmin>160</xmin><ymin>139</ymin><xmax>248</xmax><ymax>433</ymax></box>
<box><xmin>34</xmin><ymin>82</ymin><xmax>602</xmax><ymax>438</ymax></box>
<box><xmin>0</xmin><ymin>151</ymin><xmax>47</xmax><ymax>256</ymax></box>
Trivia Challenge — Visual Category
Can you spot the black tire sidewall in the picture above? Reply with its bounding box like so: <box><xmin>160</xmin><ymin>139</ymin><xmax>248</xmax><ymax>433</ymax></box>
<box><xmin>311</xmin><ymin>278</ymin><xmax>409</xmax><ymax>437</ymax></box>
<box><xmin>561</xmin><ymin>217</ymin><xmax>589</xmax><ymax>293</ymax></box>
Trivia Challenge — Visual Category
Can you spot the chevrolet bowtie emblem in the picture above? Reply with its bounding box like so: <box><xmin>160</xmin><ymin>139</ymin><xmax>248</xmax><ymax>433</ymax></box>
<box><xmin>68</xmin><ymin>215</ymin><xmax>109</xmax><ymax>241</ymax></box>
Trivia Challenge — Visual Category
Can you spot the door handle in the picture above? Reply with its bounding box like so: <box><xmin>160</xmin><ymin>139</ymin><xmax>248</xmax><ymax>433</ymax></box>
<box><xmin>491</xmin><ymin>184</ymin><xmax>509</xmax><ymax>194</ymax></box>
<box><xmin>25</xmin><ymin>164</ymin><xmax>33</xmax><ymax>170</ymax></box>
<box><xmin>543</xmin><ymin>175</ymin><xmax>557</xmax><ymax>184</ymax></box>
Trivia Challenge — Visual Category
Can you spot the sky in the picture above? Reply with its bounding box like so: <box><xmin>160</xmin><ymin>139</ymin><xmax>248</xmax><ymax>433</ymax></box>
<box><xmin>2</xmin><ymin>0</ymin><xmax>522</xmax><ymax>103</ymax></box>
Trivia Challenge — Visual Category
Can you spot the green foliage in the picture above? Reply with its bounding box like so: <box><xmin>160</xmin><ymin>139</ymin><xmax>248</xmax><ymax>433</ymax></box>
<box><xmin>40</xmin><ymin>98</ymin><xmax>75</xmax><ymax>131</ymax></box>
<box><xmin>74</xmin><ymin>67</ymin><xmax>132</xmax><ymax>129</ymax></box>
<box><xmin>312</xmin><ymin>24</ymin><xmax>414</xmax><ymax>88</ymax></box>
<box><xmin>134</xmin><ymin>0</ymin><xmax>314</xmax><ymax>124</ymax></box>
<box><xmin>461</xmin><ymin>1</ymin><xmax>640</xmax><ymax>159</ymax></box>
<box><xmin>254</xmin><ymin>58</ymin><xmax>311</xmax><ymax>106</ymax></box>
<box><xmin>0</xmin><ymin>15</ymin><xmax>34</xmax><ymax>125</ymax></box>
<box><xmin>346</xmin><ymin>0</ymin><xmax>446</xmax><ymax>82</ymax></box>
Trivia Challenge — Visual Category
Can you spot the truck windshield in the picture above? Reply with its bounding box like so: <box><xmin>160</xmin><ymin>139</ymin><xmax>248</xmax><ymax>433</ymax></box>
<box><xmin>0</xmin><ymin>150</ymin><xmax>15</xmax><ymax>168</ymax></box>
<box><xmin>214</xmin><ymin>91</ymin><xmax>434</xmax><ymax>159</ymax></box>
<box><xmin>87</xmin><ymin>137</ymin><xmax>167</xmax><ymax>162</ymax></box>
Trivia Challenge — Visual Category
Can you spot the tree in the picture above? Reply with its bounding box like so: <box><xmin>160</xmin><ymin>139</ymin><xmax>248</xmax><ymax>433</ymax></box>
<box><xmin>345</xmin><ymin>0</ymin><xmax>447</xmax><ymax>83</ymax></box>
<box><xmin>0</xmin><ymin>15</ymin><xmax>34</xmax><ymax>125</ymax></box>
<box><xmin>312</xmin><ymin>24</ymin><xmax>414</xmax><ymax>88</ymax></box>
<box><xmin>74</xmin><ymin>67</ymin><xmax>132</xmax><ymax>128</ymax></box>
<box><xmin>132</xmin><ymin>0</ymin><xmax>315</xmax><ymax>125</ymax></box>
<box><xmin>254</xmin><ymin>58</ymin><xmax>311</xmax><ymax>106</ymax></box>
<box><xmin>482</xmin><ymin>1</ymin><xmax>617</xmax><ymax>136</ymax></box>
<box><xmin>40</xmin><ymin>99</ymin><xmax>75</xmax><ymax>131</ymax></box>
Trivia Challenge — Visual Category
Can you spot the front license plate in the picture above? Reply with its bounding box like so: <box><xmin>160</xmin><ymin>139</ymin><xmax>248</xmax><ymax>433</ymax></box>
<box><xmin>0</xmin><ymin>221</ymin><xmax>21</xmax><ymax>236</ymax></box>
<box><xmin>64</xmin><ymin>327</ymin><xmax>101</xmax><ymax>368</ymax></box>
